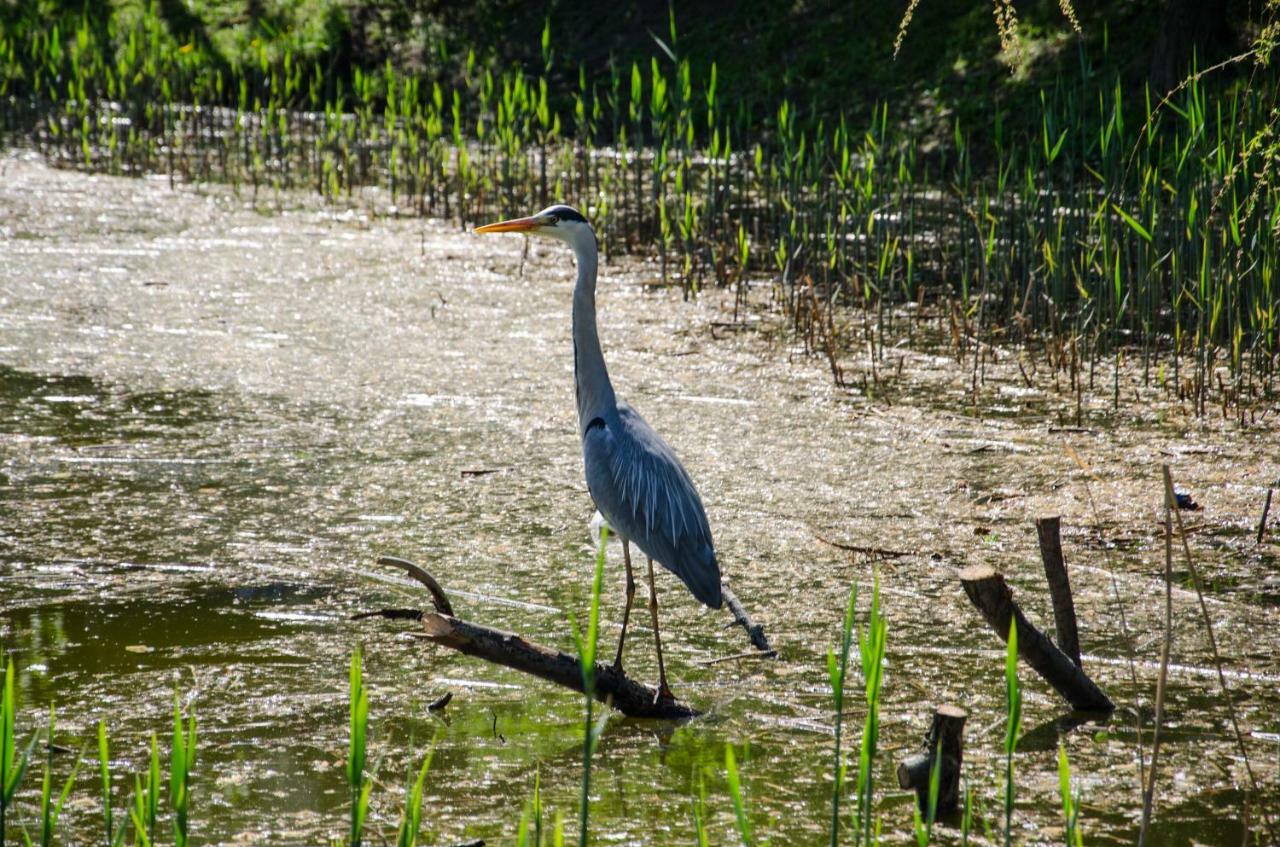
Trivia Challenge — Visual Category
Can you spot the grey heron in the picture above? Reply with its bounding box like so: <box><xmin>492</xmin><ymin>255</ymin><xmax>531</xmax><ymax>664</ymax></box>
<box><xmin>476</xmin><ymin>205</ymin><xmax>722</xmax><ymax>702</ymax></box>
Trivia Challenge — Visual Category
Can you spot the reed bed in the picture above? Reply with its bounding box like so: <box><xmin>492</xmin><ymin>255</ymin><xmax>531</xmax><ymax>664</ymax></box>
<box><xmin>3</xmin><ymin>8</ymin><xmax>1276</xmax><ymax>419</ymax></box>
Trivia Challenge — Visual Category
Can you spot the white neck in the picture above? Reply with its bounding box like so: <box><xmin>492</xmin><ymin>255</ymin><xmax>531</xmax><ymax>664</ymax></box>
<box><xmin>566</xmin><ymin>228</ymin><xmax>617</xmax><ymax>433</ymax></box>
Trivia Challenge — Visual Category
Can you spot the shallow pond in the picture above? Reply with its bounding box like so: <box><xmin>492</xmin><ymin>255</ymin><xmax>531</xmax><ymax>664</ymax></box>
<box><xmin>1</xmin><ymin>153</ymin><xmax>1277</xmax><ymax>845</ymax></box>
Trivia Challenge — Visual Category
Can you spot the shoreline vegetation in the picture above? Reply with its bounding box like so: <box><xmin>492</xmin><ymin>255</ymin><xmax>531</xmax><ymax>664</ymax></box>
<box><xmin>2</xmin><ymin>3</ymin><xmax>1278</xmax><ymax>423</ymax></box>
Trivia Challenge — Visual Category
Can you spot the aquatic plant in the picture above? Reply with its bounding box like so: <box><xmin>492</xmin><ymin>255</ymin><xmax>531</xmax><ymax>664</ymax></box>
<box><xmin>910</xmin><ymin>743</ymin><xmax>942</xmax><ymax>847</ymax></box>
<box><xmin>566</xmin><ymin>526</ymin><xmax>608</xmax><ymax>847</ymax></box>
<box><xmin>347</xmin><ymin>647</ymin><xmax>372</xmax><ymax>847</ymax></box>
<box><xmin>394</xmin><ymin>739</ymin><xmax>435</xmax><ymax>847</ymax></box>
<box><xmin>853</xmin><ymin>576</ymin><xmax>887</xmax><ymax>847</ymax></box>
<box><xmin>1057</xmin><ymin>743</ymin><xmax>1083</xmax><ymax>847</ymax></box>
<box><xmin>724</xmin><ymin>744</ymin><xmax>752</xmax><ymax>846</ymax></box>
<box><xmin>1002</xmin><ymin>619</ymin><xmax>1023</xmax><ymax>847</ymax></box>
<box><xmin>827</xmin><ymin>583</ymin><xmax>858</xmax><ymax>845</ymax></box>
<box><xmin>1</xmin><ymin>659</ymin><xmax>36</xmax><ymax>847</ymax></box>
<box><xmin>126</xmin><ymin>733</ymin><xmax>160</xmax><ymax>847</ymax></box>
<box><xmin>169</xmin><ymin>695</ymin><xmax>196</xmax><ymax>847</ymax></box>
<box><xmin>37</xmin><ymin>708</ymin><xmax>81</xmax><ymax>847</ymax></box>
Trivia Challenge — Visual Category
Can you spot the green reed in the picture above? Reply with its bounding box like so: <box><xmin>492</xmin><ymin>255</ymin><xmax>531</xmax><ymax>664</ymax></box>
<box><xmin>853</xmin><ymin>576</ymin><xmax>887</xmax><ymax>847</ymax></box>
<box><xmin>37</xmin><ymin>708</ymin><xmax>82</xmax><ymax>847</ymax></box>
<box><xmin>827</xmin><ymin>583</ymin><xmax>858</xmax><ymax>845</ymax></box>
<box><xmin>1</xmin><ymin>659</ymin><xmax>35</xmax><ymax>847</ymax></box>
<box><xmin>126</xmin><ymin>732</ymin><xmax>159</xmax><ymax>846</ymax></box>
<box><xmin>567</xmin><ymin>526</ymin><xmax>608</xmax><ymax>847</ymax></box>
<box><xmin>347</xmin><ymin>647</ymin><xmax>372</xmax><ymax>847</ymax></box>
<box><xmin>725</xmin><ymin>744</ymin><xmax>752</xmax><ymax>846</ymax></box>
<box><xmin>169</xmin><ymin>695</ymin><xmax>195</xmax><ymax>847</ymax></box>
<box><xmin>97</xmin><ymin>721</ymin><xmax>127</xmax><ymax>847</ymax></box>
<box><xmin>1057</xmin><ymin>743</ymin><xmax>1083</xmax><ymax>847</ymax></box>
<box><xmin>1003</xmin><ymin>619</ymin><xmax>1023</xmax><ymax>847</ymax></box>
<box><xmin>910</xmin><ymin>743</ymin><xmax>942</xmax><ymax>847</ymax></box>
<box><xmin>395</xmin><ymin>738</ymin><xmax>435</xmax><ymax>847</ymax></box>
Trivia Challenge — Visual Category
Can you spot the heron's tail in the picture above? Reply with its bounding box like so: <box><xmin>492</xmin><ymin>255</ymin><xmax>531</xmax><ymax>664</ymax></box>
<box><xmin>679</xmin><ymin>549</ymin><xmax>723</xmax><ymax>609</ymax></box>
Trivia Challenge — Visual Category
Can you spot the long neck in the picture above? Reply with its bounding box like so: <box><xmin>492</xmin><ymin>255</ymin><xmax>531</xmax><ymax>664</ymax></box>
<box><xmin>569</xmin><ymin>232</ymin><xmax>616</xmax><ymax>432</ymax></box>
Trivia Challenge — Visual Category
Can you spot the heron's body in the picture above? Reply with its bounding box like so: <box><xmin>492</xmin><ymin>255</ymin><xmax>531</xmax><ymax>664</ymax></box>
<box><xmin>582</xmin><ymin>402</ymin><xmax>722</xmax><ymax>608</ymax></box>
<box><xmin>477</xmin><ymin>204</ymin><xmax>722</xmax><ymax>699</ymax></box>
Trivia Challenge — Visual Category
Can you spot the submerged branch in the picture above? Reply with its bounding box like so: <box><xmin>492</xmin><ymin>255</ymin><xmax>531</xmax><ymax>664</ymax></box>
<box><xmin>366</xmin><ymin>556</ymin><xmax>701</xmax><ymax>719</ymax></box>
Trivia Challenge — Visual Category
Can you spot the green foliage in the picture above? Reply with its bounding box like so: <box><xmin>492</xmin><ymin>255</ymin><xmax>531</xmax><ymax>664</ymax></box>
<box><xmin>169</xmin><ymin>695</ymin><xmax>196</xmax><ymax>847</ymax></box>
<box><xmin>347</xmin><ymin>648</ymin><xmax>371</xmax><ymax>847</ymax></box>
<box><xmin>1003</xmin><ymin>619</ymin><xmax>1023</xmax><ymax>847</ymax></box>
<box><xmin>37</xmin><ymin>708</ymin><xmax>82</xmax><ymax>847</ymax></box>
<box><xmin>910</xmin><ymin>742</ymin><xmax>942</xmax><ymax>847</ymax></box>
<box><xmin>827</xmin><ymin>583</ymin><xmax>858</xmax><ymax>845</ymax></box>
<box><xmin>394</xmin><ymin>738</ymin><xmax>436</xmax><ymax>847</ymax></box>
<box><xmin>2</xmin><ymin>659</ymin><xmax>38</xmax><ymax>847</ymax></box>
<box><xmin>566</xmin><ymin>527</ymin><xmax>608</xmax><ymax>847</ymax></box>
<box><xmin>854</xmin><ymin>575</ymin><xmax>887</xmax><ymax>847</ymax></box>
<box><xmin>724</xmin><ymin>744</ymin><xmax>752</xmax><ymax>847</ymax></box>
<box><xmin>1057</xmin><ymin>743</ymin><xmax>1083</xmax><ymax>847</ymax></box>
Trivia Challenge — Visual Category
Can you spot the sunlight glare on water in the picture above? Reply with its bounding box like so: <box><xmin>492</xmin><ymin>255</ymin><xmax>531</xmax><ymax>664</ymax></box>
<box><xmin>1</xmin><ymin>156</ymin><xmax>1277</xmax><ymax>845</ymax></box>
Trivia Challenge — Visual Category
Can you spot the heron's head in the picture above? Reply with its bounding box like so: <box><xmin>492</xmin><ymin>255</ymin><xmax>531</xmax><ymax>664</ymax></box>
<box><xmin>475</xmin><ymin>205</ymin><xmax>593</xmax><ymax>247</ymax></box>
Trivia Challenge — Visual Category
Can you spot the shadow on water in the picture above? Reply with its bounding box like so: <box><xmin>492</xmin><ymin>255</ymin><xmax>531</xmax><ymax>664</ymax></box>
<box><xmin>6</xmin><ymin>583</ymin><xmax>331</xmax><ymax>700</ymax></box>
<box><xmin>0</xmin><ymin>364</ymin><xmax>229</xmax><ymax>446</ymax></box>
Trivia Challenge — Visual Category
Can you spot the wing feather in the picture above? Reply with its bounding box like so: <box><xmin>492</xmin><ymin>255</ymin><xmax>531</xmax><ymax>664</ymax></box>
<box><xmin>582</xmin><ymin>403</ymin><xmax>722</xmax><ymax>608</ymax></box>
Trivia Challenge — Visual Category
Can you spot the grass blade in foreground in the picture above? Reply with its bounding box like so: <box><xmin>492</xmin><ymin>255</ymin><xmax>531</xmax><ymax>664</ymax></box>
<box><xmin>2</xmin><ymin>658</ymin><xmax>38</xmax><ymax>847</ymax></box>
<box><xmin>567</xmin><ymin>526</ymin><xmax>607</xmax><ymax>847</ymax></box>
<box><xmin>1003</xmin><ymin>618</ymin><xmax>1022</xmax><ymax>847</ymax></box>
<box><xmin>854</xmin><ymin>575</ymin><xmax>887</xmax><ymax>847</ymax></box>
<box><xmin>725</xmin><ymin>744</ymin><xmax>752</xmax><ymax>846</ymax></box>
<box><xmin>395</xmin><ymin>737</ymin><xmax>436</xmax><ymax>847</ymax></box>
<box><xmin>828</xmin><ymin>583</ymin><xmax>858</xmax><ymax>846</ymax></box>
<box><xmin>347</xmin><ymin>648</ymin><xmax>372</xmax><ymax>847</ymax></box>
<box><xmin>169</xmin><ymin>694</ymin><xmax>196</xmax><ymax>847</ymax></box>
<box><xmin>38</xmin><ymin>706</ymin><xmax>83</xmax><ymax>847</ymax></box>
<box><xmin>1058</xmin><ymin>743</ymin><xmax>1083</xmax><ymax>846</ymax></box>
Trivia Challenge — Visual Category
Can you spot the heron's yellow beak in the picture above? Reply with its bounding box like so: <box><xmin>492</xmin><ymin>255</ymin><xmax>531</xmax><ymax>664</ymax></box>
<box><xmin>475</xmin><ymin>215</ymin><xmax>549</xmax><ymax>234</ymax></box>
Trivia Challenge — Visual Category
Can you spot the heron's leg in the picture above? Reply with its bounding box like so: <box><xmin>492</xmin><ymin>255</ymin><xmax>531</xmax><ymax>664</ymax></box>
<box><xmin>611</xmin><ymin>538</ymin><xmax>637</xmax><ymax>671</ymax></box>
<box><xmin>645</xmin><ymin>556</ymin><xmax>674</xmax><ymax>701</ymax></box>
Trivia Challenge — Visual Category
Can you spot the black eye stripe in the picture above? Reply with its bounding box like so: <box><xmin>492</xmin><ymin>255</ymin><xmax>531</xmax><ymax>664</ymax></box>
<box><xmin>545</xmin><ymin>205</ymin><xmax>587</xmax><ymax>224</ymax></box>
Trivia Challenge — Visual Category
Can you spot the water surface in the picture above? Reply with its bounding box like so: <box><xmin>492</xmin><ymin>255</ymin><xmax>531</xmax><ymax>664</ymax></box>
<box><xmin>2</xmin><ymin>154</ymin><xmax>1277</xmax><ymax>844</ymax></box>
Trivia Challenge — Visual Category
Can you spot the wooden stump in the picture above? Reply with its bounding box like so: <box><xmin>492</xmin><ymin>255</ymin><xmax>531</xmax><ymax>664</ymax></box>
<box><xmin>960</xmin><ymin>565</ymin><xmax>1114</xmax><ymax>712</ymax></box>
<box><xmin>896</xmin><ymin>705</ymin><xmax>967</xmax><ymax>815</ymax></box>
<box><xmin>1035</xmin><ymin>516</ymin><xmax>1081</xmax><ymax>667</ymax></box>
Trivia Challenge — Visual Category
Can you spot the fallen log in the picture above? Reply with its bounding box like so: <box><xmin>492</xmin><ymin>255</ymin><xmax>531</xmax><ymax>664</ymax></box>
<box><xmin>418</xmin><ymin>612</ymin><xmax>700</xmax><ymax>719</ymax></box>
<box><xmin>366</xmin><ymin>556</ymin><xmax>701</xmax><ymax>719</ymax></box>
<box><xmin>959</xmin><ymin>564</ymin><xmax>1114</xmax><ymax>712</ymax></box>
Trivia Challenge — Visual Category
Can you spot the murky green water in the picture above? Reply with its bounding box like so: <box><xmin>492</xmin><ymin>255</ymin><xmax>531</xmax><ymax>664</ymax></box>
<box><xmin>2</xmin><ymin>153</ymin><xmax>1277</xmax><ymax>845</ymax></box>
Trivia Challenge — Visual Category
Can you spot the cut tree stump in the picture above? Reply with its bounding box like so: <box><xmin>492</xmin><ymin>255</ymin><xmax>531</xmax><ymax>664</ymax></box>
<box><xmin>959</xmin><ymin>564</ymin><xmax>1114</xmax><ymax>712</ymax></box>
<box><xmin>896</xmin><ymin>705</ymin><xmax>967</xmax><ymax>815</ymax></box>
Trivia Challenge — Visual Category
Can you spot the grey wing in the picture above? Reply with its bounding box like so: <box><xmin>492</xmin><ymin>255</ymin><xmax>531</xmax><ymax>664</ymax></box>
<box><xmin>582</xmin><ymin>404</ymin><xmax>722</xmax><ymax>609</ymax></box>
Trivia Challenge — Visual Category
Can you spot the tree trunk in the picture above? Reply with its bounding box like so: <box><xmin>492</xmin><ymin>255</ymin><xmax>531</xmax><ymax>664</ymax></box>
<box><xmin>1149</xmin><ymin>0</ymin><xmax>1230</xmax><ymax>96</ymax></box>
